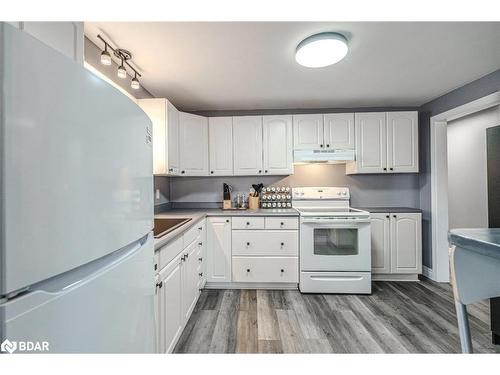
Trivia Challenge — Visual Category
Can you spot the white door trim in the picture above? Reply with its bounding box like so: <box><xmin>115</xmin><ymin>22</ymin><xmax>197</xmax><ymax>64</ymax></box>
<box><xmin>430</xmin><ymin>91</ymin><xmax>500</xmax><ymax>282</ymax></box>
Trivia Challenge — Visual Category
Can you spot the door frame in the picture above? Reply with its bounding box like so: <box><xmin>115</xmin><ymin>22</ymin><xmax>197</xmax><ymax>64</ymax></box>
<box><xmin>430</xmin><ymin>91</ymin><xmax>500</xmax><ymax>282</ymax></box>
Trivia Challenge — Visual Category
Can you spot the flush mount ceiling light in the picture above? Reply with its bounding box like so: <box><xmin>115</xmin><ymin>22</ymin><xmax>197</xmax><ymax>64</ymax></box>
<box><xmin>295</xmin><ymin>32</ymin><xmax>348</xmax><ymax>68</ymax></box>
<box><xmin>97</xmin><ymin>35</ymin><xmax>142</xmax><ymax>89</ymax></box>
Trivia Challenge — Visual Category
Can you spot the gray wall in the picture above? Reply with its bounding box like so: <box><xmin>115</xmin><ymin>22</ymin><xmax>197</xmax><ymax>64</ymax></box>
<box><xmin>447</xmin><ymin>106</ymin><xmax>499</xmax><ymax>229</ymax></box>
<box><xmin>84</xmin><ymin>37</ymin><xmax>154</xmax><ymax>99</ymax></box>
<box><xmin>169</xmin><ymin>164</ymin><xmax>420</xmax><ymax>208</ymax></box>
<box><xmin>418</xmin><ymin>68</ymin><xmax>500</xmax><ymax>268</ymax></box>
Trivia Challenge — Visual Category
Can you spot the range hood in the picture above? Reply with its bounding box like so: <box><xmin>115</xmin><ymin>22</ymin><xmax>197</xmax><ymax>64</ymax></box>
<box><xmin>294</xmin><ymin>149</ymin><xmax>355</xmax><ymax>163</ymax></box>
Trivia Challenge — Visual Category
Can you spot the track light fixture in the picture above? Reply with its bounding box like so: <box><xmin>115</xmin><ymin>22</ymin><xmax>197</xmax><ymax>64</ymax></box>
<box><xmin>97</xmin><ymin>34</ymin><xmax>142</xmax><ymax>90</ymax></box>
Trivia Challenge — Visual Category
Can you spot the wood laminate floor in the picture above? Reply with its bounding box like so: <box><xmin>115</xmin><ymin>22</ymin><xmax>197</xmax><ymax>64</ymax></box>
<box><xmin>173</xmin><ymin>279</ymin><xmax>498</xmax><ymax>353</ymax></box>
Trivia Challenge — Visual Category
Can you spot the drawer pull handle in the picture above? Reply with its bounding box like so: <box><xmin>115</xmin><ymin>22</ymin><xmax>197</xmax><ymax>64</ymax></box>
<box><xmin>247</xmin><ymin>269</ymin><xmax>250</xmax><ymax>273</ymax></box>
<box><xmin>246</xmin><ymin>222</ymin><xmax>250</xmax><ymax>225</ymax></box>
<box><xmin>246</xmin><ymin>242</ymin><xmax>250</xmax><ymax>246</ymax></box>
<box><xmin>386</xmin><ymin>215</ymin><xmax>390</xmax><ymax>218</ymax></box>
<box><xmin>280</xmin><ymin>242</ymin><xmax>284</xmax><ymax>246</ymax></box>
<box><xmin>281</xmin><ymin>269</ymin><xmax>284</xmax><ymax>273</ymax></box>
<box><xmin>198</xmin><ymin>257</ymin><xmax>203</xmax><ymax>262</ymax></box>
<box><xmin>393</xmin><ymin>215</ymin><xmax>397</xmax><ymax>218</ymax></box>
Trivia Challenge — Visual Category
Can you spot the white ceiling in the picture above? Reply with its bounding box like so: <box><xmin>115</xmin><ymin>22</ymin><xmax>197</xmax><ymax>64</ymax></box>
<box><xmin>84</xmin><ymin>22</ymin><xmax>500</xmax><ymax>111</ymax></box>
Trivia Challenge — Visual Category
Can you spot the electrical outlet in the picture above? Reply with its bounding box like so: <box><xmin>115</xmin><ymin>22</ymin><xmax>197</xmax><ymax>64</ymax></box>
<box><xmin>155</xmin><ymin>189</ymin><xmax>160</xmax><ymax>200</ymax></box>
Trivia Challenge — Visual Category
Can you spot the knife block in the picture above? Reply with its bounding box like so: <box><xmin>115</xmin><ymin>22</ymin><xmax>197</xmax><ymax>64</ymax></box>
<box><xmin>248</xmin><ymin>196</ymin><xmax>260</xmax><ymax>210</ymax></box>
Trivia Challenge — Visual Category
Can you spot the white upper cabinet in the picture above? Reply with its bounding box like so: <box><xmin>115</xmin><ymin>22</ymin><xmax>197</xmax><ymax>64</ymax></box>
<box><xmin>233</xmin><ymin>116</ymin><xmax>264</xmax><ymax>175</ymax></box>
<box><xmin>166</xmin><ymin>101</ymin><xmax>180</xmax><ymax>174</ymax></box>
<box><xmin>263</xmin><ymin>115</ymin><xmax>293</xmax><ymax>175</ymax></box>
<box><xmin>348</xmin><ymin>112</ymin><xmax>387</xmax><ymax>173</ymax></box>
<box><xmin>179</xmin><ymin>112</ymin><xmax>209</xmax><ymax>176</ymax></box>
<box><xmin>11</xmin><ymin>22</ymin><xmax>84</xmax><ymax>64</ymax></box>
<box><xmin>293</xmin><ymin>114</ymin><xmax>324</xmax><ymax>150</ymax></box>
<box><xmin>208</xmin><ymin>117</ymin><xmax>233</xmax><ymax>176</ymax></box>
<box><xmin>138</xmin><ymin>98</ymin><xmax>180</xmax><ymax>175</ymax></box>
<box><xmin>386</xmin><ymin>111</ymin><xmax>419</xmax><ymax>173</ymax></box>
<box><xmin>324</xmin><ymin>113</ymin><xmax>355</xmax><ymax>149</ymax></box>
<box><xmin>346</xmin><ymin>111</ymin><xmax>419</xmax><ymax>174</ymax></box>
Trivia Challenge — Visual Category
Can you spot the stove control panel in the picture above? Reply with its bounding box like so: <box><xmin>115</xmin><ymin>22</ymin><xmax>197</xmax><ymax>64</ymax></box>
<box><xmin>292</xmin><ymin>187</ymin><xmax>350</xmax><ymax>200</ymax></box>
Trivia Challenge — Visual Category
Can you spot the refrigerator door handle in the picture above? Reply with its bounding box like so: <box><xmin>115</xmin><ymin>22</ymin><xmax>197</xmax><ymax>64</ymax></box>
<box><xmin>25</xmin><ymin>233</ymin><xmax>151</xmax><ymax>297</ymax></box>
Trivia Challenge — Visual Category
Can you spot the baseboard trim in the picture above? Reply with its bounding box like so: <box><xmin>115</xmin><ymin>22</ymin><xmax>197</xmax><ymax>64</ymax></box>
<box><xmin>422</xmin><ymin>265</ymin><xmax>434</xmax><ymax>280</ymax></box>
<box><xmin>205</xmin><ymin>282</ymin><xmax>298</xmax><ymax>290</ymax></box>
<box><xmin>372</xmin><ymin>273</ymin><xmax>419</xmax><ymax>281</ymax></box>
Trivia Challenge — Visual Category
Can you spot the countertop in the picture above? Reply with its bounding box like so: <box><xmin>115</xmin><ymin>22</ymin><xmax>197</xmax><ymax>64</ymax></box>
<box><xmin>154</xmin><ymin>208</ymin><xmax>299</xmax><ymax>250</ymax></box>
<box><xmin>353</xmin><ymin>206</ymin><xmax>422</xmax><ymax>213</ymax></box>
<box><xmin>448</xmin><ymin>228</ymin><xmax>500</xmax><ymax>260</ymax></box>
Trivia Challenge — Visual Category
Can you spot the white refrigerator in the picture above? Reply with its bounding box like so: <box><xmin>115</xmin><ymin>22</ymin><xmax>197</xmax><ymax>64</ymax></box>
<box><xmin>0</xmin><ymin>24</ymin><xmax>156</xmax><ymax>353</ymax></box>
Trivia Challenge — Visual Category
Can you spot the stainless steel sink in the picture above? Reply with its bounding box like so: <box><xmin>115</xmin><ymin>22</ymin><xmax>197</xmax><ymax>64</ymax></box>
<box><xmin>154</xmin><ymin>217</ymin><xmax>192</xmax><ymax>238</ymax></box>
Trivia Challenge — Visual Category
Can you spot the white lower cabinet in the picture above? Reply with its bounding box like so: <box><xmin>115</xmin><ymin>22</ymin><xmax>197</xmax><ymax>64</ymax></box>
<box><xmin>157</xmin><ymin>253</ymin><xmax>183</xmax><ymax>353</ymax></box>
<box><xmin>232</xmin><ymin>257</ymin><xmax>298</xmax><ymax>283</ymax></box>
<box><xmin>155</xmin><ymin>219</ymin><xmax>206</xmax><ymax>353</ymax></box>
<box><xmin>370</xmin><ymin>212</ymin><xmax>422</xmax><ymax>278</ymax></box>
<box><xmin>206</xmin><ymin>217</ymin><xmax>232</xmax><ymax>282</ymax></box>
<box><xmin>370</xmin><ymin>213</ymin><xmax>391</xmax><ymax>274</ymax></box>
<box><xmin>391</xmin><ymin>213</ymin><xmax>422</xmax><ymax>274</ymax></box>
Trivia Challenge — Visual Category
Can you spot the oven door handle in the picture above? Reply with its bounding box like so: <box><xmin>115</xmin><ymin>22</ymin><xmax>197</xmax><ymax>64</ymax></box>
<box><xmin>301</xmin><ymin>218</ymin><xmax>371</xmax><ymax>224</ymax></box>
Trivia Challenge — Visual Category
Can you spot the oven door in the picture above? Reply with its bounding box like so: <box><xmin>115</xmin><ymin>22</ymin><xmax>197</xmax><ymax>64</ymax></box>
<box><xmin>300</xmin><ymin>218</ymin><xmax>371</xmax><ymax>272</ymax></box>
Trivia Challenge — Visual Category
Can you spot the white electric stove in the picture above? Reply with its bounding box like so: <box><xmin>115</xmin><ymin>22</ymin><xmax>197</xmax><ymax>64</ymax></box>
<box><xmin>292</xmin><ymin>187</ymin><xmax>372</xmax><ymax>294</ymax></box>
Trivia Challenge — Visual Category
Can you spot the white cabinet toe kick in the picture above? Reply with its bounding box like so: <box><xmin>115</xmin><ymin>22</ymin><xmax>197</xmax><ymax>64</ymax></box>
<box><xmin>300</xmin><ymin>271</ymin><xmax>372</xmax><ymax>294</ymax></box>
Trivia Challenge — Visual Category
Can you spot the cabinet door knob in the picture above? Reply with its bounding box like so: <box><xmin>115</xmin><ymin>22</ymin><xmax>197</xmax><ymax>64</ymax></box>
<box><xmin>280</xmin><ymin>222</ymin><xmax>284</xmax><ymax>226</ymax></box>
<box><xmin>390</xmin><ymin>167</ymin><xmax>394</xmax><ymax>171</ymax></box>
<box><xmin>326</xmin><ymin>144</ymin><xmax>330</xmax><ymax>148</ymax></box>
<box><xmin>198</xmin><ymin>227</ymin><xmax>203</xmax><ymax>230</ymax></box>
<box><xmin>258</xmin><ymin>170</ymin><xmax>262</xmax><ymax>173</ymax></box>
<box><xmin>154</xmin><ymin>264</ymin><xmax>158</xmax><ymax>271</ymax></box>
<box><xmin>185</xmin><ymin>252</ymin><xmax>189</xmax><ymax>258</ymax></box>
<box><xmin>320</xmin><ymin>144</ymin><xmax>324</xmax><ymax>148</ymax></box>
<box><xmin>198</xmin><ymin>242</ymin><xmax>203</xmax><ymax>246</ymax></box>
<box><xmin>393</xmin><ymin>215</ymin><xmax>397</xmax><ymax>218</ymax></box>
<box><xmin>246</xmin><ymin>222</ymin><xmax>250</xmax><ymax>225</ymax></box>
<box><xmin>265</xmin><ymin>170</ymin><xmax>268</xmax><ymax>173</ymax></box>
<box><xmin>210</xmin><ymin>171</ymin><xmax>214</xmax><ymax>174</ymax></box>
<box><xmin>168</xmin><ymin>168</ymin><xmax>173</xmax><ymax>172</ymax></box>
<box><xmin>383</xmin><ymin>168</ymin><xmax>387</xmax><ymax>171</ymax></box>
<box><xmin>246</xmin><ymin>269</ymin><xmax>250</xmax><ymax>273</ymax></box>
<box><xmin>156</xmin><ymin>281</ymin><xmax>163</xmax><ymax>288</ymax></box>
<box><xmin>199</xmin><ymin>272</ymin><xmax>203</xmax><ymax>277</ymax></box>
<box><xmin>198</xmin><ymin>257</ymin><xmax>203</xmax><ymax>261</ymax></box>
<box><xmin>386</xmin><ymin>215</ymin><xmax>390</xmax><ymax>219</ymax></box>
<box><xmin>281</xmin><ymin>242</ymin><xmax>284</xmax><ymax>246</ymax></box>
<box><xmin>246</xmin><ymin>242</ymin><xmax>250</xmax><ymax>246</ymax></box>
<box><xmin>280</xmin><ymin>269</ymin><xmax>284</xmax><ymax>273</ymax></box>
<box><xmin>226</xmin><ymin>219</ymin><xmax>230</xmax><ymax>223</ymax></box>
<box><xmin>181</xmin><ymin>170</ymin><xmax>185</xmax><ymax>174</ymax></box>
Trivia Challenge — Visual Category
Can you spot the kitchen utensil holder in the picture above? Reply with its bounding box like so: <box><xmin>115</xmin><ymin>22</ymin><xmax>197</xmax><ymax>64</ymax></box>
<box><xmin>248</xmin><ymin>196</ymin><xmax>260</xmax><ymax>210</ymax></box>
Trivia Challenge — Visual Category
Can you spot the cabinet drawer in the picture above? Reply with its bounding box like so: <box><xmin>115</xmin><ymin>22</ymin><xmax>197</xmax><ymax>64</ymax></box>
<box><xmin>232</xmin><ymin>257</ymin><xmax>298</xmax><ymax>283</ymax></box>
<box><xmin>232</xmin><ymin>230</ymin><xmax>298</xmax><ymax>256</ymax></box>
<box><xmin>183</xmin><ymin>220</ymin><xmax>204</xmax><ymax>247</ymax></box>
<box><xmin>265</xmin><ymin>217</ymin><xmax>299</xmax><ymax>230</ymax></box>
<box><xmin>232</xmin><ymin>217</ymin><xmax>265</xmax><ymax>230</ymax></box>
<box><xmin>159</xmin><ymin>236</ymin><xmax>183</xmax><ymax>270</ymax></box>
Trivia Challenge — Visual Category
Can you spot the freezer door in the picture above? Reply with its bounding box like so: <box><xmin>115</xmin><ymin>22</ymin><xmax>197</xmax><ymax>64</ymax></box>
<box><xmin>0</xmin><ymin>233</ymin><xmax>155</xmax><ymax>353</ymax></box>
<box><xmin>0</xmin><ymin>24</ymin><xmax>153</xmax><ymax>294</ymax></box>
